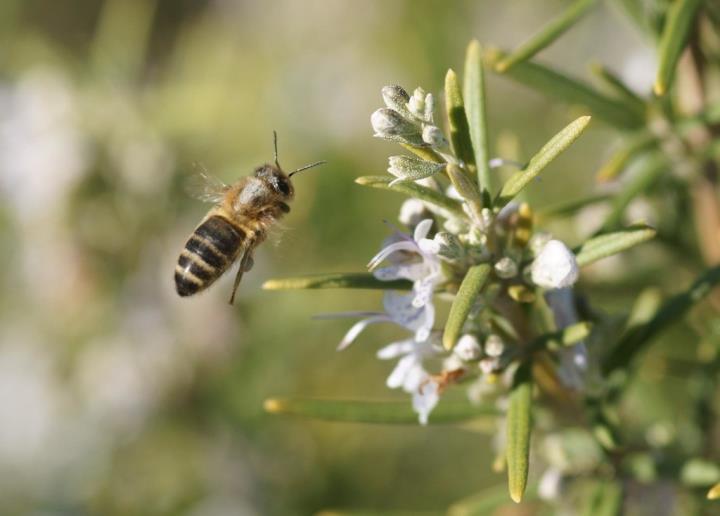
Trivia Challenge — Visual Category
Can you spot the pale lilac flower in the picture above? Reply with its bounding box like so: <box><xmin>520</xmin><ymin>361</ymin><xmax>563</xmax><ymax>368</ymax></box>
<box><xmin>531</xmin><ymin>239</ymin><xmax>579</xmax><ymax>289</ymax></box>
<box><xmin>369</xmin><ymin>219</ymin><xmax>444</xmax><ymax>328</ymax></box>
<box><xmin>322</xmin><ymin>290</ymin><xmax>434</xmax><ymax>351</ymax></box>
<box><xmin>454</xmin><ymin>334</ymin><xmax>482</xmax><ymax>361</ymax></box>
<box><xmin>377</xmin><ymin>336</ymin><xmax>441</xmax><ymax>425</ymax></box>
<box><xmin>546</xmin><ymin>288</ymin><xmax>587</xmax><ymax>391</ymax></box>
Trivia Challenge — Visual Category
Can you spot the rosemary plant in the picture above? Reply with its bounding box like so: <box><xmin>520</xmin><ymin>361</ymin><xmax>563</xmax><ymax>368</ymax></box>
<box><xmin>263</xmin><ymin>1</ymin><xmax>720</xmax><ymax>513</ymax></box>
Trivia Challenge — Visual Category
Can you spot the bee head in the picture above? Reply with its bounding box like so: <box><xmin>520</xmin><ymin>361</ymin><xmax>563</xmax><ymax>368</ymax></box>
<box><xmin>254</xmin><ymin>165</ymin><xmax>294</xmax><ymax>199</ymax></box>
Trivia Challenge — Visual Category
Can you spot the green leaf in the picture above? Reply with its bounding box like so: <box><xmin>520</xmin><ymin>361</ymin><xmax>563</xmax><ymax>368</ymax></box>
<box><xmin>447</xmin><ymin>485</ymin><xmax>537</xmax><ymax>516</ymax></box>
<box><xmin>610</xmin><ymin>0</ymin><xmax>663</xmax><ymax>40</ymax></box>
<box><xmin>538</xmin><ymin>193</ymin><xmax>611</xmax><ymax>219</ymax></box>
<box><xmin>443</xmin><ymin>263</ymin><xmax>492</xmax><ymax>350</ymax></box>
<box><xmin>463</xmin><ymin>40</ymin><xmax>492</xmax><ymax>197</ymax></box>
<box><xmin>263</xmin><ymin>272</ymin><xmax>412</xmax><ymax>291</ymax></box>
<box><xmin>590</xmin><ymin>63</ymin><xmax>647</xmax><ymax>117</ymax></box>
<box><xmin>599</xmin><ymin>154</ymin><xmax>666</xmax><ymax>231</ymax></box>
<box><xmin>317</xmin><ymin>511</ymin><xmax>442</xmax><ymax>516</ymax></box>
<box><xmin>532</xmin><ymin>321</ymin><xmax>593</xmax><ymax>352</ymax></box>
<box><xmin>575</xmin><ymin>225</ymin><xmax>657</xmax><ymax>267</ymax></box>
<box><xmin>264</xmin><ymin>397</ymin><xmax>499</xmax><ymax>424</ymax></box>
<box><xmin>654</xmin><ymin>0</ymin><xmax>703</xmax><ymax>96</ymax></box>
<box><xmin>506</xmin><ymin>362</ymin><xmax>533</xmax><ymax>504</ymax></box>
<box><xmin>595</xmin><ymin>132</ymin><xmax>656</xmax><ymax>183</ymax></box>
<box><xmin>603</xmin><ymin>265</ymin><xmax>720</xmax><ymax>374</ymax></box>
<box><xmin>581</xmin><ymin>481</ymin><xmax>623</xmax><ymax>516</ymax></box>
<box><xmin>497</xmin><ymin>116</ymin><xmax>591</xmax><ymax>207</ymax></box>
<box><xmin>355</xmin><ymin>176</ymin><xmax>466</xmax><ymax>219</ymax></box>
<box><xmin>447</xmin><ymin>163</ymin><xmax>483</xmax><ymax>222</ymax></box>
<box><xmin>681</xmin><ymin>459</ymin><xmax>720</xmax><ymax>487</ymax></box>
<box><xmin>486</xmin><ymin>50</ymin><xmax>643</xmax><ymax>129</ymax></box>
<box><xmin>445</xmin><ymin>69</ymin><xmax>476</xmax><ymax>173</ymax></box>
<box><xmin>494</xmin><ymin>0</ymin><xmax>597</xmax><ymax>72</ymax></box>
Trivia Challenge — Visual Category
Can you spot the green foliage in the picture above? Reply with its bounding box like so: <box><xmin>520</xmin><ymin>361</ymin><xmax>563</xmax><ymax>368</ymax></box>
<box><xmin>264</xmin><ymin>397</ymin><xmax>499</xmax><ymax>424</ymax></box>
<box><xmin>497</xmin><ymin>116</ymin><xmax>591</xmax><ymax>207</ymax></box>
<box><xmin>506</xmin><ymin>363</ymin><xmax>533</xmax><ymax>503</ymax></box>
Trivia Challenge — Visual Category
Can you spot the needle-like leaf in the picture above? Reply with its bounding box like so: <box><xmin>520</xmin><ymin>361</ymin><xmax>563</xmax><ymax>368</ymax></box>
<box><xmin>497</xmin><ymin>116</ymin><xmax>591</xmax><ymax>207</ymax></box>
<box><xmin>506</xmin><ymin>362</ymin><xmax>533</xmax><ymax>503</ymax></box>
<box><xmin>264</xmin><ymin>397</ymin><xmax>499</xmax><ymax>424</ymax></box>
<box><xmin>355</xmin><ymin>176</ymin><xmax>465</xmax><ymax>219</ymax></box>
<box><xmin>464</xmin><ymin>40</ymin><xmax>492</xmax><ymax>197</ymax></box>
<box><xmin>654</xmin><ymin>0</ymin><xmax>703</xmax><ymax>96</ymax></box>
<box><xmin>263</xmin><ymin>273</ymin><xmax>412</xmax><ymax>291</ymax></box>
<box><xmin>445</xmin><ymin>69</ymin><xmax>476</xmax><ymax>175</ymax></box>
<box><xmin>486</xmin><ymin>50</ymin><xmax>643</xmax><ymax>129</ymax></box>
<box><xmin>494</xmin><ymin>0</ymin><xmax>597</xmax><ymax>72</ymax></box>
<box><xmin>443</xmin><ymin>263</ymin><xmax>492</xmax><ymax>350</ymax></box>
<box><xmin>575</xmin><ymin>225</ymin><xmax>657</xmax><ymax>267</ymax></box>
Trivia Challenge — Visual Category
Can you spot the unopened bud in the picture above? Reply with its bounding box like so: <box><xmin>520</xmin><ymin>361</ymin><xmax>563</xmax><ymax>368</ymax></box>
<box><xmin>434</xmin><ymin>231</ymin><xmax>463</xmax><ymax>261</ymax></box>
<box><xmin>381</xmin><ymin>85</ymin><xmax>410</xmax><ymax>113</ymax></box>
<box><xmin>531</xmin><ymin>239</ymin><xmax>579</xmax><ymax>289</ymax></box>
<box><xmin>484</xmin><ymin>334</ymin><xmax>505</xmax><ymax>357</ymax></box>
<box><xmin>494</xmin><ymin>256</ymin><xmax>518</xmax><ymax>279</ymax></box>
<box><xmin>387</xmin><ymin>155</ymin><xmax>445</xmax><ymax>185</ymax></box>
<box><xmin>408</xmin><ymin>87</ymin><xmax>427</xmax><ymax>118</ymax></box>
<box><xmin>422</xmin><ymin>125</ymin><xmax>447</xmax><ymax>147</ymax></box>
<box><xmin>454</xmin><ymin>334</ymin><xmax>482</xmax><ymax>361</ymax></box>
<box><xmin>370</xmin><ymin>108</ymin><xmax>423</xmax><ymax>145</ymax></box>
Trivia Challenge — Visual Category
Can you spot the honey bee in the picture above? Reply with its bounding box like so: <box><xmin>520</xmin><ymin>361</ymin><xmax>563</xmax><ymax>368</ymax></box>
<box><xmin>175</xmin><ymin>133</ymin><xmax>325</xmax><ymax>304</ymax></box>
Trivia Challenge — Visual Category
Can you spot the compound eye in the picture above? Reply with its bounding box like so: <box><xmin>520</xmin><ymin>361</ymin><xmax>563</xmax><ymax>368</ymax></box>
<box><xmin>276</xmin><ymin>178</ymin><xmax>291</xmax><ymax>196</ymax></box>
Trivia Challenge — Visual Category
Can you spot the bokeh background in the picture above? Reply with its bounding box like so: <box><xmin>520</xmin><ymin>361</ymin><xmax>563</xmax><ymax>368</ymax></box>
<box><xmin>0</xmin><ymin>1</ymin><xmax>658</xmax><ymax>514</ymax></box>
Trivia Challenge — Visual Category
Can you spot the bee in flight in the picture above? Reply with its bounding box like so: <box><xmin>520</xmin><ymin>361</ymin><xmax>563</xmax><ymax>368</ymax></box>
<box><xmin>175</xmin><ymin>132</ymin><xmax>325</xmax><ymax>304</ymax></box>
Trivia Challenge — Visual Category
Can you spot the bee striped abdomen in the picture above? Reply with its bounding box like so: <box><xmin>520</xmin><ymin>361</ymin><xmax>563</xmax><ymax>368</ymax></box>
<box><xmin>175</xmin><ymin>215</ymin><xmax>246</xmax><ymax>297</ymax></box>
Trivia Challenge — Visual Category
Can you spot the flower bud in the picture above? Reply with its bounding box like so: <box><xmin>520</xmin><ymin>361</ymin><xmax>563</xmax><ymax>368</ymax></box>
<box><xmin>387</xmin><ymin>155</ymin><xmax>445</xmax><ymax>185</ymax></box>
<box><xmin>494</xmin><ymin>256</ymin><xmax>518</xmax><ymax>279</ymax></box>
<box><xmin>422</xmin><ymin>124</ymin><xmax>447</xmax><ymax>147</ymax></box>
<box><xmin>370</xmin><ymin>108</ymin><xmax>423</xmax><ymax>145</ymax></box>
<box><xmin>484</xmin><ymin>334</ymin><xmax>505</xmax><ymax>357</ymax></box>
<box><xmin>454</xmin><ymin>334</ymin><xmax>482</xmax><ymax>361</ymax></box>
<box><xmin>531</xmin><ymin>239</ymin><xmax>579</xmax><ymax>289</ymax></box>
<box><xmin>434</xmin><ymin>231</ymin><xmax>463</xmax><ymax>261</ymax></box>
<box><xmin>408</xmin><ymin>87</ymin><xmax>427</xmax><ymax>119</ymax></box>
<box><xmin>381</xmin><ymin>85</ymin><xmax>410</xmax><ymax>113</ymax></box>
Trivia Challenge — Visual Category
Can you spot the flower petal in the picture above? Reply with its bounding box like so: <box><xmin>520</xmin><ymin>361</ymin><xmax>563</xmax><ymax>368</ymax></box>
<box><xmin>413</xmin><ymin>219</ymin><xmax>434</xmax><ymax>242</ymax></box>
<box><xmin>377</xmin><ymin>339</ymin><xmax>415</xmax><ymax>360</ymax></box>
<box><xmin>413</xmin><ymin>380</ymin><xmax>439</xmax><ymax>425</ymax></box>
<box><xmin>373</xmin><ymin>262</ymin><xmax>426</xmax><ymax>281</ymax></box>
<box><xmin>367</xmin><ymin>241</ymin><xmax>418</xmax><ymax>270</ymax></box>
<box><xmin>337</xmin><ymin>315</ymin><xmax>388</xmax><ymax>351</ymax></box>
<box><xmin>386</xmin><ymin>354</ymin><xmax>419</xmax><ymax>389</ymax></box>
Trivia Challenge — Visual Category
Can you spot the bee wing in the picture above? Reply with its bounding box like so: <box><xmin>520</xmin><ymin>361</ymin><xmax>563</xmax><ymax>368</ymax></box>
<box><xmin>185</xmin><ymin>168</ymin><xmax>230</xmax><ymax>204</ymax></box>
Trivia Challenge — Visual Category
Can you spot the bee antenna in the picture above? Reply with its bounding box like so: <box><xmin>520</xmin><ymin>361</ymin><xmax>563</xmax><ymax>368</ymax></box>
<box><xmin>273</xmin><ymin>130</ymin><xmax>280</xmax><ymax>169</ymax></box>
<box><xmin>288</xmin><ymin>160</ymin><xmax>327</xmax><ymax>177</ymax></box>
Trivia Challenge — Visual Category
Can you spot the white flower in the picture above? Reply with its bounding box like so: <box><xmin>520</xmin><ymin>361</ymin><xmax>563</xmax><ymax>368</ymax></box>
<box><xmin>538</xmin><ymin>467</ymin><xmax>563</xmax><ymax>501</ymax></box>
<box><xmin>377</xmin><ymin>336</ymin><xmax>441</xmax><ymax>425</ymax></box>
<box><xmin>369</xmin><ymin>219</ymin><xmax>444</xmax><ymax>327</ymax></box>
<box><xmin>321</xmin><ymin>220</ymin><xmax>442</xmax><ymax>350</ymax></box>
<box><xmin>454</xmin><ymin>334</ymin><xmax>481</xmax><ymax>361</ymax></box>
<box><xmin>531</xmin><ymin>239</ymin><xmax>579</xmax><ymax>289</ymax></box>
<box><xmin>484</xmin><ymin>334</ymin><xmax>505</xmax><ymax>357</ymax></box>
<box><xmin>398</xmin><ymin>198</ymin><xmax>426</xmax><ymax>227</ymax></box>
<box><xmin>320</xmin><ymin>290</ymin><xmax>435</xmax><ymax>351</ymax></box>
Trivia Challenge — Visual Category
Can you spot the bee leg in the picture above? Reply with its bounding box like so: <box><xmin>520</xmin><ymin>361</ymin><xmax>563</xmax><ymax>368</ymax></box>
<box><xmin>228</xmin><ymin>252</ymin><xmax>254</xmax><ymax>305</ymax></box>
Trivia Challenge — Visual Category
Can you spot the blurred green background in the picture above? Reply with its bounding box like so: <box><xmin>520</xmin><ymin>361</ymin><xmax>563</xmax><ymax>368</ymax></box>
<box><xmin>0</xmin><ymin>1</ymin><xmax>657</xmax><ymax>514</ymax></box>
